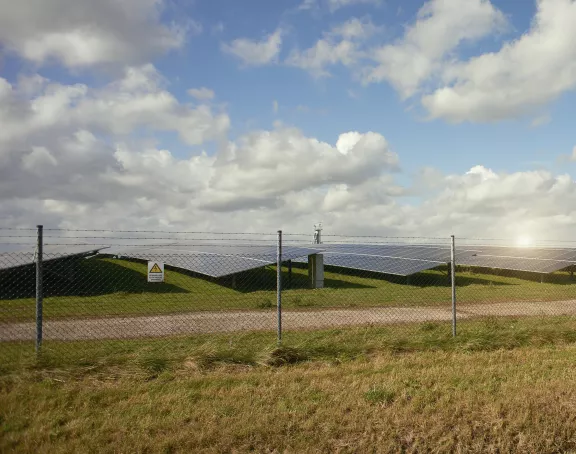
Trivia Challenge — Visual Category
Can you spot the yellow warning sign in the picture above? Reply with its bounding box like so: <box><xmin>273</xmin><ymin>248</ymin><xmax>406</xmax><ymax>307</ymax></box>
<box><xmin>149</xmin><ymin>263</ymin><xmax>162</xmax><ymax>273</ymax></box>
<box><xmin>148</xmin><ymin>261</ymin><xmax>165</xmax><ymax>282</ymax></box>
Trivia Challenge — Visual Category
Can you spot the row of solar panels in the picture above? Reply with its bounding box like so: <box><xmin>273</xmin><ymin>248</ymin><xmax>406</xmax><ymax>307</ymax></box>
<box><xmin>0</xmin><ymin>245</ymin><xmax>104</xmax><ymax>272</ymax></box>
<box><xmin>2</xmin><ymin>243</ymin><xmax>576</xmax><ymax>278</ymax></box>
<box><xmin>0</xmin><ymin>244</ymin><xmax>464</xmax><ymax>276</ymax></box>
<box><xmin>295</xmin><ymin>245</ymin><xmax>576</xmax><ymax>275</ymax></box>
<box><xmin>112</xmin><ymin>243</ymin><xmax>576</xmax><ymax>276</ymax></box>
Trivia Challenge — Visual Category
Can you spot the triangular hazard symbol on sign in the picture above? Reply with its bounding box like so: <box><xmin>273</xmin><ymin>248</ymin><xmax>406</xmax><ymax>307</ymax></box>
<box><xmin>149</xmin><ymin>263</ymin><xmax>162</xmax><ymax>273</ymax></box>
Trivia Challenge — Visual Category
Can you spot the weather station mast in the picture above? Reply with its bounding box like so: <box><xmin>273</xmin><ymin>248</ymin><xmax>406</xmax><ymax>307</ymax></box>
<box><xmin>313</xmin><ymin>222</ymin><xmax>323</xmax><ymax>244</ymax></box>
<box><xmin>309</xmin><ymin>222</ymin><xmax>324</xmax><ymax>288</ymax></box>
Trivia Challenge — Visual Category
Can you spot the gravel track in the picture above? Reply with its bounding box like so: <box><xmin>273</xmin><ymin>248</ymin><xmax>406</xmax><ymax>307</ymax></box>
<box><xmin>2</xmin><ymin>300</ymin><xmax>576</xmax><ymax>341</ymax></box>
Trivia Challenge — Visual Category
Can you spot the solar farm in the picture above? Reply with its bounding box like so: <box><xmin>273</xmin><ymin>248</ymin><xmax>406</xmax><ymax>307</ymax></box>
<box><xmin>4</xmin><ymin>230</ymin><xmax>576</xmax><ymax>453</ymax></box>
<box><xmin>2</xmin><ymin>230</ymin><xmax>576</xmax><ymax>346</ymax></box>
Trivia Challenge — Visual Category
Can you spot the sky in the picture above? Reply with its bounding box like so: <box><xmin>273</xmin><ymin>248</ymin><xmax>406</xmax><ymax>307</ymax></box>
<box><xmin>1</xmin><ymin>0</ymin><xmax>576</xmax><ymax>242</ymax></box>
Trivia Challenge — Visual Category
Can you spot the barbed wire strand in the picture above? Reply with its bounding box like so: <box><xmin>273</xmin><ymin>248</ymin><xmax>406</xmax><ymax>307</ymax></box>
<box><xmin>0</xmin><ymin>228</ymin><xmax>312</xmax><ymax>236</ymax></box>
<box><xmin>0</xmin><ymin>240</ymin><xmax>454</xmax><ymax>248</ymax></box>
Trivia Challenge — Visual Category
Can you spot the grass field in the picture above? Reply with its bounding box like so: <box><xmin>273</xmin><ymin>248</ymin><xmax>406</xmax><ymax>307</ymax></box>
<box><xmin>3</xmin><ymin>317</ymin><xmax>576</xmax><ymax>452</ymax></box>
<box><xmin>1</xmin><ymin>257</ymin><xmax>576</xmax><ymax>322</ymax></box>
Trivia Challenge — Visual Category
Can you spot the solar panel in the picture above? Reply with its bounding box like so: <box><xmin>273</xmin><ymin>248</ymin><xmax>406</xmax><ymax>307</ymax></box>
<box><xmin>462</xmin><ymin>246</ymin><xmax>576</xmax><ymax>262</ymax></box>
<box><xmin>0</xmin><ymin>245</ymin><xmax>105</xmax><ymax>271</ymax></box>
<box><xmin>119</xmin><ymin>252</ymin><xmax>270</xmax><ymax>277</ymax></box>
<box><xmin>292</xmin><ymin>243</ymin><xmax>481</xmax><ymax>276</ymax></box>
<box><xmin>453</xmin><ymin>246</ymin><xmax>576</xmax><ymax>273</ymax></box>
<box><xmin>309</xmin><ymin>244</ymin><xmax>576</xmax><ymax>275</ymax></box>
<box><xmin>459</xmin><ymin>255</ymin><xmax>574</xmax><ymax>274</ymax></box>
<box><xmin>321</xmin><ymin>253</ymin><xmax>444</xmax><ymax>276</ymax></box>
<box><xmin>311</xmin><ymin>243</ymin><xmax>478</xmax><ymax>262</ymax></box>
<box><xmin>108</xmin><ymin>245</ymin><xmax>321</xmax><ymax>278</ymax></box>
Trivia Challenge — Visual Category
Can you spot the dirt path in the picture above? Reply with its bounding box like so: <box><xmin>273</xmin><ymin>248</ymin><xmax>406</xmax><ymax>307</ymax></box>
<box><xmin>2</xmin><ymin>300</ymin><xmax>576</xmax><ymax>342</ymax></box>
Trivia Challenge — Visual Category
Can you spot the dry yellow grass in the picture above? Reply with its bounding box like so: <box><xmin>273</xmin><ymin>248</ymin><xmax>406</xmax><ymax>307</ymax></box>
<box><xmin>3</xmin><ymin>318</ymin><xmax>576</xmax><ymax>452</ymax></box>
<box><xmin>3</xmin><ymin>348</ymin><xmax>576</xmax><ymax>453</ymax></box>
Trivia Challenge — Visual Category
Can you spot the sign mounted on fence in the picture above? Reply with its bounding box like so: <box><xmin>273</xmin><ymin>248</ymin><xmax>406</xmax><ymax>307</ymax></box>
<box><xmin>147</xmin><ymin>262</ymin><xmax>165</xmax><ymax>283</ymax></box>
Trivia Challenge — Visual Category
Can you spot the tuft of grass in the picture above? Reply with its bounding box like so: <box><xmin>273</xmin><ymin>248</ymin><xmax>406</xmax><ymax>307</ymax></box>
<box><xmin>262</xmin><ymin>346</ymin><xmax>309</xmax><ymax>367</ymax></box>
<box><xmin>138</xmin><ymin>354</ymin><xmax>169</xmax><ymax>375</ymax></box>
<box><xmin>192</xmin><ymin>345</ymin><xmax>257</xmax><ymax>370</ymax></box>
<box><xmin>292</xmin><ymin>296</ymin><xmax>303</xmax><ymax>306</ymax></box>
<box><xmin>420</xmin><ymin>321</ymin><xmax>441</xmax><ymax>332</ymax></box>
<box><xmin>364</xmin><ymin>386</ymin><xmax>396</xmax><ymax>405</ymax></box>
<box><xmin>292</xmin><ymin>296</ymin><xmax>315</xmax><ymax>307</ymax></box>
<box><xmin>115</xmin><ymin>291</ymin><xmax>131</xmax><ymax>298</ymax></box>
<box><xmin>255</xmin><ymin>299</ymin><xmax>274</xmax><ymax>309</ymax></box>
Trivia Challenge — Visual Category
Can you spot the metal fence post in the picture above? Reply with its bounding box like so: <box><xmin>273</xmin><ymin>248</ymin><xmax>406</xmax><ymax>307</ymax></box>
<box><xmin>36</xmin><ymin>224</ymin><xmax>43</xmax><ymax>353</ymax></box>
<box><xmin>450</xmin><ymin>234</ymin><xmax>457</xmax><ymax>337</ymax></box>
<box><xmin>277</xmin><ymin>230</ymin><xmax>282</xmax><ymax>345</ymax></box>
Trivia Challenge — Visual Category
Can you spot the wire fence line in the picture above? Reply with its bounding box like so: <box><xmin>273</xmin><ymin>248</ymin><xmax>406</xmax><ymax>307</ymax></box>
<box><xmin>1</xmin><ymin>226</ymin><xmax>576</xmax><ymax>359</ymax></box>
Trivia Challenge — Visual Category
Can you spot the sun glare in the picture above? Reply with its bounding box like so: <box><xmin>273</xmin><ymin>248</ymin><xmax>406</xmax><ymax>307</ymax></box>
<box><xmin>516</xmin><ymin>235</ymin><xmax>533</xmax><ymax>248</ymax></box>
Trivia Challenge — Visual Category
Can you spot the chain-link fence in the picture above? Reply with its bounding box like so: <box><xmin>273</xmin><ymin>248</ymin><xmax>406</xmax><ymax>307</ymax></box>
<box><xmin>1</xmin><ymin>227</ymin><xmax>576</xmax><ymax>361</ymax></box>
<box><xmin>453</xmin><ymin>237</ymin><xmax>576</xmax><ymax>321</ymax></box>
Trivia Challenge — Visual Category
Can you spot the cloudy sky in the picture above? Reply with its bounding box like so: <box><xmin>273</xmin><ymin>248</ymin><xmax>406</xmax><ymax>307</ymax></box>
<box><xmin>1</xmin><ymin>0</ymin><xmax>576</xmax><ymax>241</ymax></box>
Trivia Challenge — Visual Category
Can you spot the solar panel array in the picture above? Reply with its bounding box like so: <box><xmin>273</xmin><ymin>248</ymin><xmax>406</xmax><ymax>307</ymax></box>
<box><xmin>294</xmin><ymin>244</ymin><xmax>479</xmax><ymax>276</ymax></box>
<box><xmin>3</xmin><ymin>242</ymin><xmax>576</xmax><ymax>277</ymax></box>
<box><xmin>314</xmin><ymin>243</ymin><xmax>467</xmax><ymax>262</ymax></box>
<box><xmin>460</xmin><ymin>255</ymin><xmax>573</xmax><ymax>274</ymax></box>
<box><xmin>458</xmin><ymin>246</ymin><xmax>576</xmax><ymax>274</ymax></box>
<box><xmin>320</xmin><ymin>254</ymin><xmax>444</xmax><ymax>276</ymax></box>
<box><xmin>0</xmin><ymin>245</ymin><xmax>104</xmax><ymax>271</ymax></box>
<box><xmin>464</xmin><ymin>246</ymin><xmax>576</xmax><ymax>261</ymax></box>
<box><xmin>108</xmin><ymin>244</ymin><xmax>321</xmax><ymax>278</ymax></box>
<box><xmin>293</xmin><ymin>244</ymin><xmax>576</xmax><ymax>276</ymax></box>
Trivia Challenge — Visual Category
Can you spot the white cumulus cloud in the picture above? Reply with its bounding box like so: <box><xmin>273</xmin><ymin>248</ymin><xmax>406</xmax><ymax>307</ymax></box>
<box><xmin>422</xmin><ymin>0</ymin><xmax>576</xmax><ymax>122</ymax></box>
<box><xmin>327</xmin><ymin>0</ymin><xmax>381</xmax><ymax>12</ymax></box>
<box><xmin>299</xmin><ymin>0</ymin><xmax>381</xmax><ymax>13</ymax></box>
<box><xmin>188</xmin><ymin>87</ymin><xmax>215</xmax><ymax>101</ymax></box>
<box><xmin>0</xmin><ymin>65</ymin><xmax>229</xmax><ymax>148</ymax></box>
<box><xmin>0</xmin><ymin>0</ymin><xmax>187</xmax><ymax>68</ymax></box>
<box><xmin>363</xmin><ymin>0</ymin><xmax>507</xmax><ymax>98</ymax></box>
<box><xmin>286</xmin><ymin>17</ymin><xmax>376</xmax><ymax>77</ymax></box>
<box><xmin>222</xmin><ymin>29</ymin><xmax>283</xmax><ymax>66</ymax></box>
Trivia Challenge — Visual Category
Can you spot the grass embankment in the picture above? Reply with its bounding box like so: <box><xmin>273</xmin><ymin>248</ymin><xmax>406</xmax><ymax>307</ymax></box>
<box><xmin>1</xmin><ymin>257</ymin><xmax>575</xmax><ymax>322</ymax></box>
<box><xmin>3</xmin><ymin>317</ymin><xmax>576</xmax><ymax>452</ymax></box>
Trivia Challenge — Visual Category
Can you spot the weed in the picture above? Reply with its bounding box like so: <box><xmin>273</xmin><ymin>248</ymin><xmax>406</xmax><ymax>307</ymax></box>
<box><xmin>292</xmin><ymin>296</ymin><xmax>315</xmax><ymax>307</ymax></box>
<box><xmin>482</xmin><ymin>316</ymin><xmax>503</xmax><ymax>330</ymax></box>
<box><xmin>193</xmin><ymin>346</ymin><xmax>256</xmax><ymax>369</ymax></box>
<box><xmin>420</xmin><ymin>321</ymin><xmax>441</xmax><ymax>332</ymax></box>
<box><xmin>255</xmin><ymin>299</ymin><xmax>273</xmax><ymax>309</ymax></box>
<box><xmin>364</xmin><ymin>386</ymin><xmax>396</xmax><ymax>405</ymax></box>
<box><xmin>263</xmin><ymin>346</ymin><xmax>309</xmax><ymax>367</ymax></box>
<box><xmin>138</xmin><ymin>355</ymin><xmax>169</xmax><ymax>375</ymax></box>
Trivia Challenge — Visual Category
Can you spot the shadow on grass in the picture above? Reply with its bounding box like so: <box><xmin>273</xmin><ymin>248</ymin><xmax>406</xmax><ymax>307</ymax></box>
<box><xmin>413</xmin><ymin>271</ymin><xmax>516</xmax><ymax>288</ymax></box>
<box><xmin>0</xmin><ymin>257</ymin><xmax>188</xmax><ymax>300</ymax></box>
<box><xmin>102</xmin><ymin>258</ymin><xmax>376</xmax><ymax>294</ymax></box>
<box><xmin>224</xmin><ymin>262</ymin><xmax>576</xmax><ymax>291</ymax></box>
<box><xmin>217</xmin><ymin>266</ymin><xmax>376</xmax><ymax>293</ymax></box>
<box><xmin>316</xmin><ymin>264</ymin><xmax>517</xmax><ymax>288</ymax></box>
<box><xmin>458</xmin><ymin>265</ymin><xmax>576</xmax><ymax>285</ymax></box>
